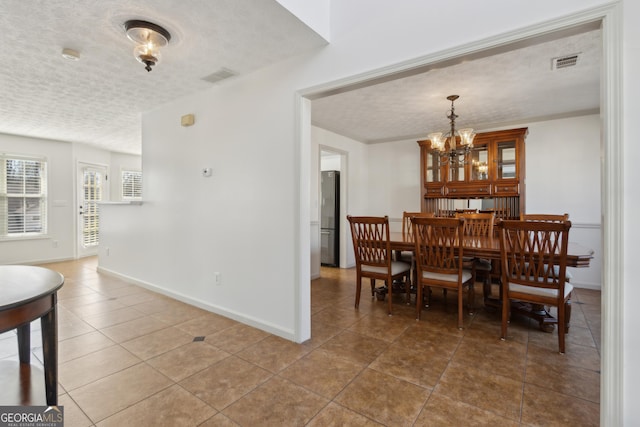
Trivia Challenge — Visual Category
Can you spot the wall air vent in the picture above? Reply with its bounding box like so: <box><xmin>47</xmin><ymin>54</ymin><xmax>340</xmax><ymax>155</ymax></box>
<box><xmin>551</xmin><ymin>54</ymin><xmax>579</xmax><ymax>70</ymax></box>
<box><xmin>202</xmin><ymin>68</ymin><xmax>237</xmax><ymax>83</ymax></box>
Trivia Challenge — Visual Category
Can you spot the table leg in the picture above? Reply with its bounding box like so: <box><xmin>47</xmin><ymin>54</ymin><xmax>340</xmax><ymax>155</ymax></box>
<box><xmin>565</xmin><ymin>299</ymin><xmax>572</xmax><ymax>333</ymax></box>
<box><xmin>17</xmin><ymin>323</ymin><xmax>31</xmax><ymax>364</ymax></box>
<box><xmin>41</xmin><ymin>304</ymin><xmax>58</xmax><ymax>406</ymax></box>
<box><xmin>19</xmin><ymin>363</ymin><xmax>32</xmax><ymax>404</ymax></box>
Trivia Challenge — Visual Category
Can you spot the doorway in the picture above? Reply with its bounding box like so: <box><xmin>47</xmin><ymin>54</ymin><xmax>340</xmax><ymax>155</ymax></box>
<box><xmin>299</xmin><ymin>6</ymin><xmax>621</xmax><ymax>420</ymax></box>
<box><xmin>77</xmin><ymin>162</ymin><xmax>108</xmax><ymax>258</ymax></box>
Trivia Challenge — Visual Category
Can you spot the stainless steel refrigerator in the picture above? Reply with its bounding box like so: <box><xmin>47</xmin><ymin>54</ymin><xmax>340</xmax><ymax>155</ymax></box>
<box><xmin>321</xmin><ymin>170</ymin><xmax>340</xmax><ymax>267</ymax></box>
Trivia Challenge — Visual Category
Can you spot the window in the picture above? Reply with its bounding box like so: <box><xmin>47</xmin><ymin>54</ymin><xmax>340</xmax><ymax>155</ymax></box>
<box><xmin>0</xmin><ymin>154</ymin><xmax>47</xmax><ymax>238</ymax></box>
<box><xmin>121</xmin><ymin>170</ymin><xmax>142</xmax><ymax>200</ymax></box>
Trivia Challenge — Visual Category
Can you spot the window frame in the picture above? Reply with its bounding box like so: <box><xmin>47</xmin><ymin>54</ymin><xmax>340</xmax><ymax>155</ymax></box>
<box><xmin>121</xmin><ymin>168</ymin><xmax>142</xmax><ymax>201</ymax></box>
<box><xmin>0</xmin><ymin>153</ymin><xmax>48</xmax><ymax>240</ymax></box>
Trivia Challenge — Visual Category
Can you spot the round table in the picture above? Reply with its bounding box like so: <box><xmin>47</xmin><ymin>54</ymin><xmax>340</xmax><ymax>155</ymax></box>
<box><xmin>0</xmin><ymin>265</ymin><xmax>64</xmax><ymax>406</ymax></box>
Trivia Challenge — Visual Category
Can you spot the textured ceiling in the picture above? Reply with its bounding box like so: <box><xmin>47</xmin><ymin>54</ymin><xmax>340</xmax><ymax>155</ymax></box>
<box><xmin>312</xmin><ymin>26</ymin><xmax>601</xmax><ymax>143</ymax></box>
<box><xmin>0</xmin><ymin>0</ymin><xmax>327</xmax><ymax>154</ymax></box>
<box><xmin>0</xmin><ymin>3</ymin><xmax>601</xmax><ymax>154</ymax></box>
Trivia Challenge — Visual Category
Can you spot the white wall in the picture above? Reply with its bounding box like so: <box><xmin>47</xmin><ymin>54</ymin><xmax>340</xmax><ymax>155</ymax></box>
<box><xmin>100</xmin><ymin>71</ymin><xmax>306</xmax><ymax>339</ymax></box>
<box><xmin>524</xmin><ymin>116</ymin><xmax>600</xmax><ymax>222</ymax></box>
<box><xmin>275</xmin><ymin>0</ymin><xmax>330</xmax><ymax>42</ymax></box>
<box><xmin>367</xmin><ymin>139</ymin><xmax>422</xmax><ymax>233</ymax></box>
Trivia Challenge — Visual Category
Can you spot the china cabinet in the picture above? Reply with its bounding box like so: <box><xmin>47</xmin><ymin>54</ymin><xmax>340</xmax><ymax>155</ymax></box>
<box><xmin>417</xmin><ymin>128</ymin><xmax>527</xmax><ymax>219</ymax></box>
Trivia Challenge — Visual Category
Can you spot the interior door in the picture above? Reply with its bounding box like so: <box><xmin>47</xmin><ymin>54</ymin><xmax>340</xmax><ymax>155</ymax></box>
<box><xmin>77</xmin><ymin>163</ymin><xmax>108</xmax><ymax>258</ymax></box>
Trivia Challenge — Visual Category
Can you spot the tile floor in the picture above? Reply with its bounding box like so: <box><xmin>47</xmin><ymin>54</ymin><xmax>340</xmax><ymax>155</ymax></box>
<box><xmin>0</xmin><ymin>257</ymin><xmax>601</xmax><ymax>426</ymax></box>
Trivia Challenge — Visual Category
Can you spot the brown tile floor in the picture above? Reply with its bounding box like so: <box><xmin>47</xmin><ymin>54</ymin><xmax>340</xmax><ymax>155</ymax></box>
<box><xmin>0</xmin><ymin>258</ymin><xmax>601</xmax><ymax>426</ymax></box>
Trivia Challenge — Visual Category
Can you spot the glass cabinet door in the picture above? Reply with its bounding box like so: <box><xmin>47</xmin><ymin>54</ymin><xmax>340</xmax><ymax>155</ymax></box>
<box><xmin>449</xmin><ymin>153</ymin><xmax>465</xmax><ymax>182</ymax></box>
<box><xmin>471</xmin><ymin>145</ymin><xmax>489</xmax><ymax>181</ymax></box>
<box><xmin>425</xmin><ymin>151</ymin><xmax>441</xmax><ymax>183</ymax></box>
<box><xmin>496</xmin><ymin>141</ymin><xmax>517</xmax><ymax>179</ymax></box>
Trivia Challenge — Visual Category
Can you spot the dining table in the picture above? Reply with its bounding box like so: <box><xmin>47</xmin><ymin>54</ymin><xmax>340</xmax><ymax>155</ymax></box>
<box><xmin>0</xmin><ymin>265</ymin><xmax>64</xmax><ymax>406</ymax></box>
<box><xmin>389</xmin><ymin>231</ymin><xmax>594</xmax><ymax>331</ymax></box>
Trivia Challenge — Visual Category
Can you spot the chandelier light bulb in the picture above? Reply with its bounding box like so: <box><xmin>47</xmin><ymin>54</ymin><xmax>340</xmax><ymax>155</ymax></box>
<box><xmin>457</xmin><ymin>128</ymin><xmax>476</xmax><ymax>146</ymax></box>
<box><xmin>428</xmin><ymin>132</ymin><xmax>445</xmax><ymax>151</ymax></box>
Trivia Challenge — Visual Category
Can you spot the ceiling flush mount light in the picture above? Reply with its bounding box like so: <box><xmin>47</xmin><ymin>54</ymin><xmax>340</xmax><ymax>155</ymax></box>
<box><xmin>427</xmin><ymin>95</ymin><xmax>476</xmax><ymax>165</ymax></box>
<box><xmin>124</xmin><ymin>19</ymin><xmax>171</xmax><ymax>72</ymax></box>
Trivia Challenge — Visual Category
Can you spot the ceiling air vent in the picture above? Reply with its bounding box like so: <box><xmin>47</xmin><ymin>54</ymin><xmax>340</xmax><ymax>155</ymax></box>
<box><xmin>202</xmin><ymin>68</ymin><xmax>237</xmax><ymax>84</ymax></box>
<box><xmin>551</xmin><ymin>53</ymin><xmax>579</xmax><ymax>70</ymax></box>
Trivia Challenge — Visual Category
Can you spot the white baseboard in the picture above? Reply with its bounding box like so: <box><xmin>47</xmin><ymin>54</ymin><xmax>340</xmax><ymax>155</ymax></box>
<box><xmin>2</xmin><ymin>256</ymin><xmax>76</xmax><ymax>266</ymax></box>
<box><xmin>96</xmin><ymin>266</ymin><xmax>296</xmax><ymax>342</ymax></box>
<box><xmin>571</xmin><ymin>281</ymin><xmax>601</xmax><ymax>291</ymax></box>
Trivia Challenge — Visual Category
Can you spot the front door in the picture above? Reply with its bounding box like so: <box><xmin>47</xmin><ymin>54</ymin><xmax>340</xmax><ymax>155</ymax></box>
<box><xmin>77</xmin><ymin>163</ymin><xmax>107</xmax><ymax>258</ymax></box>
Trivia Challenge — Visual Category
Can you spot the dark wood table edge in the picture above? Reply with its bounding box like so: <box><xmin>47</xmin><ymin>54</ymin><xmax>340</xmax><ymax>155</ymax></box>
<box><xmin>0</xmin><ymin>269</ymin><xmax>63</xmax><ymax>406</ymax></box>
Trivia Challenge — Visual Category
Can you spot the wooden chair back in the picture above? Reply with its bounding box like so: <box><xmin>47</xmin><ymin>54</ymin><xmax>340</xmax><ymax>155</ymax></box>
<box><xmin>520</xmin><ymin>213</ymin><xmax>569</xmax><ymax>223</ymax></box>
<box><xmin>347</xmin><ymin>215</ymin><xmax>392</xmax><ymax>271</ymax></box>
<box><xmin>433</xmin><ymin>208</ymin><xmax>476</xmax><ymax>218</ymax></box>
<box><xmin>412</xmin><ymin>217</ymin><xmax>464</xmax><ymax>276</ymax></box>
<box><xmin>456</xmin><ymin>212</ymin><xmax>495</xmax><ymax>237</ymax></box>
<box><xmin>457</xmin><ymin>212</ymin><xmax>496</xmax><ymax>298</ymax></box>
<box><xmin>402</xmin><ymin>211</ymin><xmax>434</xmax><ymax>241</ymax></box>
<box><xmin>499</xmin><ymin>220</ymin><xmax>571</xmax><ymax>288</ymax></box>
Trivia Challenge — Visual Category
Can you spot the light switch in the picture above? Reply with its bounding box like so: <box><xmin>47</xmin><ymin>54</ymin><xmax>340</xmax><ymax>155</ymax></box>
<box><xmin>202</xmin><ymin>167</ymin><xmax>213</xmax><ymax>177</ymax></box>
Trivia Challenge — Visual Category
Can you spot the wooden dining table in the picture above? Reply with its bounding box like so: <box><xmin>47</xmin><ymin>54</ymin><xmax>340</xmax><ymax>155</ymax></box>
<box><xmin>389</xmin><ymin>231</ymin><xmax>594</xmax><ymax>331</ymax></box>
<box><xmin>389</xmin><ymin>232</ymin><xmax>593</xmax><ymax>267</ymax></box>
<box><xmin>0</xmin><ymin>265</ymin><xmax>64</xmax><ymax>405</ymax></box>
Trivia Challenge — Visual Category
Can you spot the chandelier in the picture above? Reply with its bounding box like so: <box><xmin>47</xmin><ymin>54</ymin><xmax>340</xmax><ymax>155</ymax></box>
<box><xmin>427</xmin><ymin>95</ymin><xmax>475</xmax><ymax>164</ymax></box>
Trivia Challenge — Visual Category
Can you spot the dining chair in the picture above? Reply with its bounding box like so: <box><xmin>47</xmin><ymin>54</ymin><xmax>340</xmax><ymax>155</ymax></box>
<box><xmin>402</xmin><ymin>212</ymin><xmax>436</xmax><ymax>243</ymax></box>
<box><xmin>498</xmin><ymin>219</ymin><xmax>572</xmax><ymax>353</ymax></box>
<box><xmin>520</xmin><ymin>213</ymin><xmax>569</xmax><ymax>222</ymax></box>
<box><xmin>399</xmin><ymin>211</ymin><xmax>435</xmax><ymax>261</ymax></box>
<box><xmin>456</xmin><ymin>212</ymin><xmax>496</xmax><ymax>305</ymax></box>
<box><xmin>412</xmin><ymin>216</ymin><xmax>474</xmax><ymax>329</ymax></box>
<box><xmin>347</xmin><ymin>215</ymin><xmax>412</xmax><ymax>315</ymax></box>
<box><xmin>520</xmin><ymin>213</ymin><xmax>573</xmax><ymax>283</ymax></box>
<box><xmin>435</xmin><ymin>210</ymin><xmax>456</xmax><ymax>218</ymax></box>
<box><xmin>398</xmin><ymin>211</ymin><xmax>435</xmax><ymax>298</ymax></box>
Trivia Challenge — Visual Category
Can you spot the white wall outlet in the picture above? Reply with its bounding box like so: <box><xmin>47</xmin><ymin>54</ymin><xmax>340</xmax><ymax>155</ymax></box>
<box><xmin>215</xmin><ymin>272</ymin><xmax>221</xmax><ymax>286</ymax></box>
<box><xmin>52</xmin><ymin>240</ymin><xmax>58</xmax><ymax>248</ymax></box>
<box><xmin>105</xmin><ymin>247</ymin><xmax>110</xmax><ymax>256</ymax></box>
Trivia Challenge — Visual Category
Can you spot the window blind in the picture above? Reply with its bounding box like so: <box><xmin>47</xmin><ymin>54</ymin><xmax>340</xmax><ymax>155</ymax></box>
<box><xmin>0</xmin><ymin>154</ymin><xmax>47</xmax><ymax>238</ymax></box>
<box><xmin>122</xmin><ymin>170</ymin><xmax>142</xmax><ymax>200</ymax></box>
<box><xmin>82</xmin><ymin>168</ymin><xmax>102</xmax><ymax>247</ymax></box>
